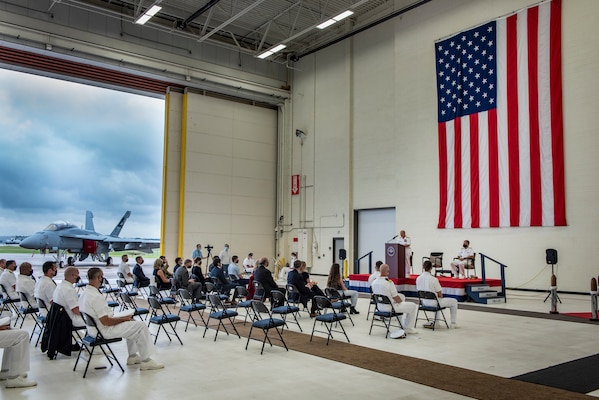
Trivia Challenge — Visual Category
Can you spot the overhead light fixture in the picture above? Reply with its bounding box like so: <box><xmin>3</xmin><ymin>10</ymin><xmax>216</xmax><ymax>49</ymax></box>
<box><xmin>135</xmin><ymin>4</ymin><xmax>162</xmax><ymax>25</ymax></box>
<box><xmin>316</xmin><ymin>10</ymin><xmax>354</xmax><ymax>29</ymax></box>
<box><xmin>257</xmin><ymin>43</ymin><xmax>287</xmax><ymax>60</ymax></box>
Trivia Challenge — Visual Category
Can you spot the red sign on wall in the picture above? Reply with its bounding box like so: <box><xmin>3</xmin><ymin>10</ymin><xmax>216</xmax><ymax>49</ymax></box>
<box><xmin>291</xmin><ymin>174</ymin><xmax>300</xmax><ymax>195</ymax></box>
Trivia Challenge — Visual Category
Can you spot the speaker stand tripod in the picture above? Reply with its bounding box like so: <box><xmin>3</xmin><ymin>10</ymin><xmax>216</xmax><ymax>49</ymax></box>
<box><xmin>543</xmin><ymin>263</ymin><xmax>562</xmax><ymax>304</ymax></box>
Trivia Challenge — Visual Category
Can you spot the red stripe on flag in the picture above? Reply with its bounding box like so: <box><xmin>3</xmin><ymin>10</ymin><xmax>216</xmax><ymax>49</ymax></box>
<box><xmin>550</xmin><ymin>0</ymin><xmax>566</xmax><ymax>226</ymax></box>
<box><xmin>469</xmin><ymin>114</ymin><xmax>480</xmax><ymax>228</ymax></box>
<box><xmin>488</xmin><ymin>109</ymin><xmax>499</xmax><ymax>227</ymax></box>
<box><xmin>438</xmin><ymin>123</ymin><xmax>448</xmax><ymax>228</ymax></box>
<box><xmin>506</xmin><ymin>14</ymin><xmax>520</xmax><ymax>227</ymax></box>
<box><xmin>527</xmin><ymin>6</ymin><xmax>542</xmax><ymax>226</ymax></box>
<box><xmin>454</xmin><ymin>118</ymin><xmax>463</xmax><ymax>228</ymax></box>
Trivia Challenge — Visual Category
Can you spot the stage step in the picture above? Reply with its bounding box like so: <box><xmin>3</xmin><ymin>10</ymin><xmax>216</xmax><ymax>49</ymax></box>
<box><xmin>465</xmin><ymin>284</ymin><xmax>506</xmax><ymax>304</ymax></box>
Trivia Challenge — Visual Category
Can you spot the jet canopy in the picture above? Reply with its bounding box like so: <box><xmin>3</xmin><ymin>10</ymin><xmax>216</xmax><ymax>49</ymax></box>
<box><xmin>44</xmin><ymin>221</ymin><xmax>77</xmax><ymax>231</ymax></box>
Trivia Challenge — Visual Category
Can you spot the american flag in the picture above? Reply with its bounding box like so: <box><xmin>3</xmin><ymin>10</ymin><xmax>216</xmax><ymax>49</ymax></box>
<box><xmin>435</xmin><ymin>0</ymin><xmax>565</xmax><ymax>229</ymax></box>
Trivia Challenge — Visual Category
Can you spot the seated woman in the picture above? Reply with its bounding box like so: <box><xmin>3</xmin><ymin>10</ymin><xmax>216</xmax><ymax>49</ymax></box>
<box><xmin>299</xmin><ymin>261</ymin><xmax>324</xmax><ymax>297</ymax></box>
<box><xmin>153</xmin><ymin>258</ymin><xmax>171</xmax><ymax>291</ymax></box>
<box><xmin>326</xmin><ymin>263</ymin><xmax>360</xmax><ymax>314</ymax></box>
<box><xmin>190</xmin><ymin>257</ymin><xmax>206</xmax><ymax>287</ymax></box>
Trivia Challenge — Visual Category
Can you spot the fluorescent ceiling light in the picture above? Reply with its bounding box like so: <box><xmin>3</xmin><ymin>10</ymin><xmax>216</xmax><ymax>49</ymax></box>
<box><xmin>316</xmin><ymin>9</ymin><xmax>354</xmax><ymax>29</ymax></box>
<box><xmin>257</xmin><ymin>43</ymin><xmax>286</xmax><ymax>59</ymax></box>
<box><xmin>135</xmin><ymin>5</ymin><xmax>162</xmax><ymax>25</ymax></box>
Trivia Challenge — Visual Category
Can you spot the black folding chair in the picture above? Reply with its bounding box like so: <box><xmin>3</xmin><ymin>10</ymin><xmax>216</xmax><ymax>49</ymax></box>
<box><xmin>245</xmin><ymin>300</ymin><xmax>288</xmax><ymax>354</ymax></box>
<box><xmin>177</xmin><ymin>288</ymin><xmax>207</xmax><ymax>331</ymax></box>
<box><xmin>270</xmin><ymin>290</ymin><xmax>302</xmax><ymax>332</ymax></box>
<box><xmin>416</xmin><ymin>290</ymin><xmax>449</xmax><ymax>330</ymax></box>
<box><xmin>369</xmin><ymin>293</ymin><xmax>404</xmax><ymax>338</ymax></box>
<box><xmin>203</xmin><ymin>294</ymin><xmax>240</xmax><ymax>341</ymax></box>
<box><xmin>310</xmin><ymin>295</ymin><xmax>350</xmax><ymax>345</ymax></box>
<box><xmin>147</xmin><ymin>296</ymin><xmax>183</xmax><ymax>345</ymax></box>
<box><xmin>73</xmin><ymin>312</ymin><xmax>124</xmax><ymax>378</ymax></box>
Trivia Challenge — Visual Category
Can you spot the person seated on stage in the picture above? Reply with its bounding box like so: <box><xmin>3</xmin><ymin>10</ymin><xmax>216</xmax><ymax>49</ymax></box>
<box><xmin>209</xmin><ymin>258</ymin><xmax>237</xmax><ymax>300</ymax></box>
<box><xmin>0</xmin><ymin>260</ymin><xmax>19</xmax><ymax>300</ymax></box>
<box><xmin>152</xmin><ymin>258</ymin><xmax>172</xmax><ymax>291</ymax></box>
<box><xmin>368</xmin><ymin>260</ymin><xmax>384</xmax><ymax>287</ymax></box>
<box><xmin>371</xmin><ymin>264</ymin><xmax>418</xmax><ymax>334</ymax></box>
<box><xmin>35</xmin><ymin>261</ymin><xmax>58</xmax><ymax>314</ymax></box>
<box><xmin>190</xmin><ymin>257</ymin><xmax>206</xmax><ymax>286</ymax></box>
<box><xmin>450</xmin><ymin>240</ymin><xmax>474</xmax><ymax>279</ymax></box>
<box><xmin>132</xmin><ymin>256</ymin><xmax>150</xmax><ymax>288</ymax></box>
<box><xmin>15</xmin><ymin>262</ymin><xmax>35</xmax><ymax>307</ymax></box>
<box><xmin>298</xmin><ymin>261</ymin><xmax>324</xmax><ymax>297</ymax></box>
<box><xmin>326</xmin><ymin>263</ymin><xmax>360</xmax><ymax>315</ymax></box>
<box><xmin>174</xmin><ymin>258</ymin><xmax>203</xmax><ymax>302</ymax></box>
<box><xmin>287</xmin><ymin>261</ymin><xmax>319</xmax><ymax>318</ymax></box>
<box><xmin>117</xmin><ymin>254</ymin><xmax>134</xmax><ymax>284</ymax></box>
<box><xmin>276</xmin><ymin>262</ymin><xmax>291</xmax><ymax>286</ymax></box>
<box><xmin>227</xmin><ymin>255</ymin><xmax>249</xmax><ymax>286</ymax></box>
<box><xmin>416</xmin><ymin>260</ymin><xmax>458</xmax><ymax>328</ymax></box>
<box><xmin>0</xmin><ymin>326</ymin><xmax>37</xmax><ymax>388</ymax></box>
<box><xmin>79</xmin><ymin>267</ymin><xmax>164</xmax><ymax>371</ymax></box>
<box><xmin>253</xmin><ymin>257</ymin><xmax>280</xmax><ymax>300</ymax></box>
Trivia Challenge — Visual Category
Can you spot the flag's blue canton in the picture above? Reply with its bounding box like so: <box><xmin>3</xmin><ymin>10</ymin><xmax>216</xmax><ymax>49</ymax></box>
<box><xmin>436</xmin><ymin>21</ymin><xmax>497</xmax><ymax>123</ymax></box>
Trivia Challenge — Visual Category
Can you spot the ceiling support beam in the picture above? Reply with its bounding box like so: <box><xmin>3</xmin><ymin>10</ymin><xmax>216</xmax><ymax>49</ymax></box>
<box><xmin>198</xmin><ymin>0</ymin><xmax>267</xmax><ymax>43</ymax></box>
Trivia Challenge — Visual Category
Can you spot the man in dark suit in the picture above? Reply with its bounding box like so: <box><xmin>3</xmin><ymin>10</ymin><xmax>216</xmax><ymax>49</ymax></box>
<box><xmin>132</xmin><ymin>256</ymin><xmax>150</xmax><ymax>288</ymax></box>
<box><xmin>287</xmin><ymin>260</ymin><xmax>318</xmax><ymax>317</ymax></box>
<box><xmin>174</xmin><ymin>260</ymin><xmax>203</xmax><ymax>302</ymax></box>
<box><xmin>253</xmin><ymin>257</ymin><xmax>283</xmax><ymax>300</ymax></box>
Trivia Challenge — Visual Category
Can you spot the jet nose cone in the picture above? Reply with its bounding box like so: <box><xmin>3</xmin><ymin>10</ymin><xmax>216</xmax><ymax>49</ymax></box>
<box><xmin>19</xmin><ymin>234</ymin><xmax>43</xmax><ymax>249</ymax></box>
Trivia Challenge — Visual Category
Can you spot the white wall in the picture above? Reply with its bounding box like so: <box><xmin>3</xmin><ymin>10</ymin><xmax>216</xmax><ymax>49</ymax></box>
<box><xmin>288</xmin><ymin>0</ymin><xmax>599</xmax><ymax>291</ymax></box>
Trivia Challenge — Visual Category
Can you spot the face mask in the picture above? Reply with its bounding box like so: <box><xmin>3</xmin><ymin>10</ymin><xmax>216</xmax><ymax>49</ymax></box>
<box><xmin>76</xmin><ymin>276</ymin><xmax>81</xmax><ymax>283</ymax></box>
<box><xmin>225</xmin><ymin>246</ymin><xmax>229</xmax><ymax>250</ymax></box>
<box><xmin>463</xmin><ymin>244</ymin><xmax>468</xmax><ymax>248</ymax></box>
<box><xmin>28</xmin><ymin>270</ymin><xmax>34</xmax><ymax>276</ymax></box>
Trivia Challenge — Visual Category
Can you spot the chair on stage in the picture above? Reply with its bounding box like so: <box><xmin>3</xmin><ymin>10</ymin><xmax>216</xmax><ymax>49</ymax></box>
<box><xmin>203</xmin><ymin>294</ymin><xmax>240</xmax><ymax>341</ymax></box>
<box><xmin>74</xmin><ymin>312</ymin><xmax>124</xmax><ymax>378</ymax></box>
<box><xmin>147</xmin><ymin>296</ymin><xmax>183</xmax><ymax>345</ymax></box>
<box><xmin>455</xmin><ymin>252</ymin><xmax>477</xmax><ymax>278</ymax></box>
<box><xmin>177</xmin><ymin>288</ymin><xmax>207</xmax><ymax>331</ymax></box>
<box><xmin>270</xmin><ymin>290</ymin><xmax>302</xmax><ymax>332</ymax></box>
<box><xmin>423</xmin><ymin>252</ymin><xmax>449</xmax><ymax>277</ymax></box>
<box><xmin>369</xmin><ymin>293</ymin><xmax>404</xmax><ymax>339</ymax></box>
<box><xmin>310</xmin><ymin>295</ymin><xmax>350</xmax><ymax>345</ymax></box>
<box><xmin>415</xmin><ymin>290</ymin><xmax>449</xmax><ymax>331</ymax></box>
<box><xmin>245</xmin><ymin>300</ymin><xmax>288</xmax><ymax>355</ymax></box>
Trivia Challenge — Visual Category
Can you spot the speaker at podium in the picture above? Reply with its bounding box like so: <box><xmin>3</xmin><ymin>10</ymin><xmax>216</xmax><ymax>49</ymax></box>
<box><xmin>385</xmin><ymin>242</ymin><xmax>406</xmax><ymax>279</ymax></box>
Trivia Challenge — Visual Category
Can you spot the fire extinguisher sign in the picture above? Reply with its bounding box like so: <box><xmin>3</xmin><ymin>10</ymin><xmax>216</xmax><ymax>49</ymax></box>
<box><xmin>291</xmin><ymin>174</ymin><xmax>300</xmax><ymax>195</ymax></box>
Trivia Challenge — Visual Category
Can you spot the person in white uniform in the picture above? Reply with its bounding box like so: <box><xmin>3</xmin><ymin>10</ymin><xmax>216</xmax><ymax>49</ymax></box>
<box><xmin>450</xmin><ymin>240</ymin><xmax>474</xmax><ymax>279</ymax></box>
<box><xmin>0</xmin><ymin>327</ymin><xmax>37</xmax><ymax>388</ymax></box>
<box><xmin>0</xmin><ymin>260</ymin><xmax>19</xmax><ymax>300</ymax></box>
<box><xmin>34</xmin><ymin>261</ymin><xmax>58</xmax><ymax>314</ymax></box>
<box><xmin>15</xmin><ymin>262</ymin><xmax>36</xmax><ymax>306</ymax></box>
<box><xmin>53</xmin><ymin>267</ymin><xmax>85</xmax><ymax>327</ymax></box>
<box><xmin>79</xmin><ymin>267</ymin><xmax>164</xmax><ymax>370</ymax></box>
<box><xmin>397</xmin><ymin>230</ymin><xmax>412</xmax><ymax>276</ymax></box>
<box><xmin>371</xmin><ymin>264</ymin><xmax>418</xmax><ymax>334</ymax></box>
<box><xmin>368</xmin><ymin>260</ymin><xmax>383</xmax><ymax>286</ymax></box>
<box><xmin>117</xmin><ymin>254</ymin><xmax>134</xmax><ymax>284</ymax></box>
<box><xmin>242</xmin><ymin>252</ymin><xmax>255</xmax><ymax>273</ymax></box>
<box><xmin>416</xmin><ymin>260</ymin><xmax>458</xmax><ymax>328</ymax></box>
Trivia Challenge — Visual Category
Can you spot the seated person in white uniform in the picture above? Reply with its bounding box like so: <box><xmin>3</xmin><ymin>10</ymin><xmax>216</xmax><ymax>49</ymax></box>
<box><xmin>79</xmin><ymin>267</ymin><xmax>164</xmax><ymax>371</ymax></box>
<box><xmin>416</xmin><ymin>260</ymin><xmax>458</xmax><ymax>328</ymax></box>
<box><xmin>371</xmin><ymin>264</ymin><xmax>418</xmax><ymax>334</ymax></box>
<box><xmin>15</xmin><ymin>262</ymin><xmax>36</xmax><ymax>307</ymax></box>
<box><xmin>117</xmin><ymin>254</ymin><xmax>134</xmax><ymax>284</ymax></box>
<box><xmin>450</xmin><ymin>240</ymin><xmax>474</xmax><ymax>279</ymax></box>
<box><xmin>0</xmin><ymin>326</ymin><xmax>37</xmax><ymax>388</ymax></box>
<box><xmin>34</xmin><ymin>261</ymin><xmax>58</xmax><ymax>315</ymax></box>
<box><xmin>368</xmin><ymin>260</ymin><xmax>383</xmax><ymax>287</ymax></box>
<box><xmin>52</xmin><ymin>267</ymin><xmax>85</xmax><ymax>328</ymax></box>
<box><xmin>0</xmin><ymin>260</ymin><xmax>19</xmax><ymax>300</ymax></box>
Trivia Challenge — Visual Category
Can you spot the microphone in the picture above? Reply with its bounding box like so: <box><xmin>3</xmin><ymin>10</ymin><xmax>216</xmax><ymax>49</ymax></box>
<box><xmin>387</xmin><ymin>234</ymin><xmax>399</xmax><ymax>242</ymax></box>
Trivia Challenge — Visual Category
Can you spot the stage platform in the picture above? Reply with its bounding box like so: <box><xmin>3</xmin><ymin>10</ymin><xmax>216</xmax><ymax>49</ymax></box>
<box><xmin>348</xmin><ymin>274</ymin><xmax>503</xmax><ymax>302</ymax></box>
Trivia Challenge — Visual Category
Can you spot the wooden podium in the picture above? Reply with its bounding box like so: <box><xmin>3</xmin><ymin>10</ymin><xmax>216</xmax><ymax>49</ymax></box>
<box><xmin>385</xmin><ymin>242</ymin><xmax>406</xmax><ymax>279</ymax></box>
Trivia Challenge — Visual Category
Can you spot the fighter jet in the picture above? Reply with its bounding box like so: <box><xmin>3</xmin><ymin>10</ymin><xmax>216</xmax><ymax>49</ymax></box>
<box><xmin>19</xmin><ymin>211</ymin><xmax>160</xmax><ymax>267</ymax></box>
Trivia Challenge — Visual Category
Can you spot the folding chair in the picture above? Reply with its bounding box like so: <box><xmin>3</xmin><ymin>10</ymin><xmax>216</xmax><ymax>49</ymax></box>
<box><xmin>101</xmin><ymin>278</ymin><xmax>121</xmax><ymax>308</ymax></box>
<box><xmin>17</xmin><ymin>292</ymin><xmax>42</xmax><ymax>340</ymax></box>
<box><xmin>148</xmin><ymin>285</ymin><xmax>177</xmax><ymax>313</ymax></box>
<box><xmin>252</xmin><ymin>280</ymin><xmax>266</xmax><ymax>301</ymax></box>
<box><xmin>119</xmin><ymin>292</ymin><xmax>149</xmax><ymax>320</ymax></box>
<box><xmin>423</xmin><ymin>252</ymin><xmax>449</xmax><ymax>277</ymax></box>
<box><xmin>75</xmin><ymin>279</ymin><xmax>88</xmax><ymax>293</ymax></box>
<box><xmin>270</xmin><ymin>290</ymin><xmax>302</xmax><ymax>332</ymax></box>
<box><xmin>117</xmin><ymin>272</ymin><xmax>135</xmax><ymax>292</ymax></box>
<box><xmin>416</xmin><ymin>290</ymin><xmax>449</xmax><ymax>330</ymax></box>
<box><xmin>205</xmin><ymin>282</ymin><xmax>228</xmax><ymax>302</ymax></box>
<box><xmin>0</xmin><ymin>283</ymin><xmax>20</xmax><ymax>325</ymax></box>
<box><xmin>232</xmin><ymin>286</ymin><xmax>254</xmax><ymax>325</ymax></box>
<box><xmin>177</xmin><ymin>288</ymin><xmax>207</xmax><ymax>331</ymax></box>
<box><xmin>74</xmin><ymin>312</ymin><xmax>124</xmax><ymax>378</ymax></box>
<box><xmin>147</xmin><ymin>296</ymin><xmax>183</xmax><ymax>345</ymax></box>
<box><xmin>117</xmin><ymin>279</ymin><xmax>139</xmax><ymax>297</ymax></box>
<box><xmin>324</xmin><ymin>287</ymin><xmax>354</xmax><ymax>326</ymax></box>
<box><xmin>203</xmin><ymin>294</ymin><xmax>240</xmax><ymax>341</ymax></box>
<box><xmin>35</xmin><ymin>298</ymin><xmax>49</xmax><ymax>347</ymax></box>
<box><xmin>245</xmin><ymin>300</ymin><xmax>288</xmax><ymax>354</ymax></box>
<box><xmin>369</xmin><ymin>293</ymin><xmax>405</xmax><ymax>338</ymax></box>
<box><xmin>366</xmin><ymin>286</ymin><xmax>376</xmax><ymax>321</ymax></box>
<box><xmin>310</xmin><ymin>295</ymin><xmax>350</xmax><ymax>345</ymax></box>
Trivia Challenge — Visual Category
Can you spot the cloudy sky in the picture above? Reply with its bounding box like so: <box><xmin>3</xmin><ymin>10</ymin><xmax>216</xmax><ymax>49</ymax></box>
<box><xmin>0</xmin><ymin>68</ymin><xmax>164</xmax><ymax>238</ymax></box>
